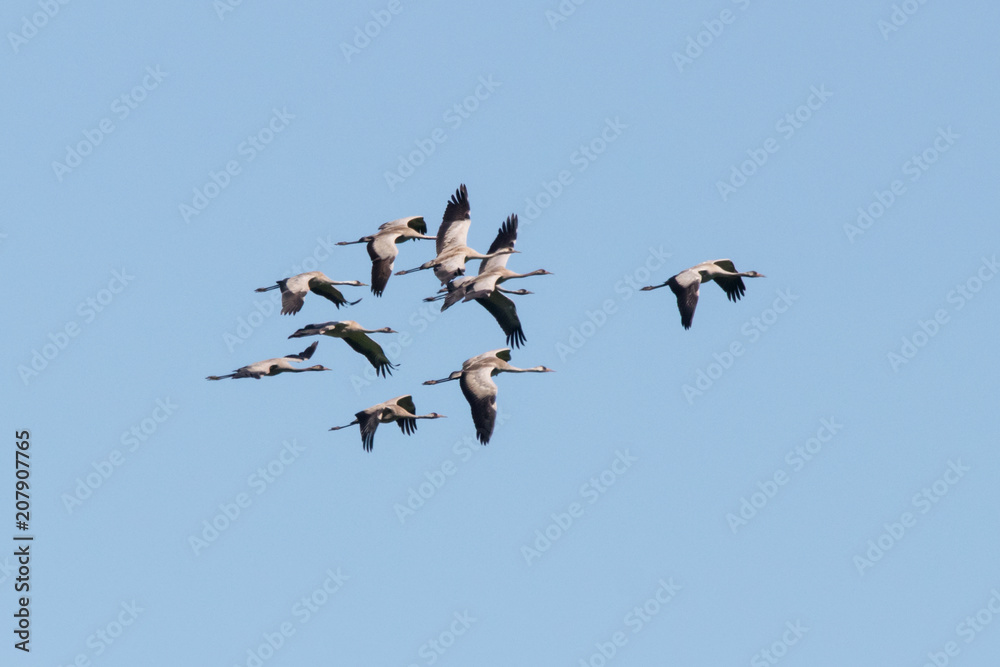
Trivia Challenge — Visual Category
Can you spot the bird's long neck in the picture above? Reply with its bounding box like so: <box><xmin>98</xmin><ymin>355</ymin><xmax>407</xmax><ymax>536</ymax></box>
<box><xmin>508</xmin><ymin>269</ymin><xmax>546</xmax><ymax>280</ymax></box>
<box><xmin>502</xmin><ymin>365</ymin><xmax>547</xmax><ymax>373</ymax></box>
<box><xmin>426</xmin><ymin>371</ymin><xmax>461</xmax><ymax>384</ymax></box>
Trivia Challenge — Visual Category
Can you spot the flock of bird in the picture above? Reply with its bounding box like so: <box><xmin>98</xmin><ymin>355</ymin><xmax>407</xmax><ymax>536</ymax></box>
<box><xmin>206</xmin><ymin>183</ymin><xmax>765</xmax><ymax>450</ymax></box>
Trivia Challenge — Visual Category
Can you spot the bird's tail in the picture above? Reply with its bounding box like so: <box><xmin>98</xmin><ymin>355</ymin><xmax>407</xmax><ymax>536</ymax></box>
<box><xmin>205</xmin><ymin>374</ymin><xmax>235</xmax><ymax>381</ymax></box>
<box><xmin>255</xmin><ymin>284</ymin><xmax>278</xmax><ymax>293</ymax></box>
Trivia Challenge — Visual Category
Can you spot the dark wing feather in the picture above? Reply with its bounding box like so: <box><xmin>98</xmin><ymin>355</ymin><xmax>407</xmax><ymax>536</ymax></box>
<box><xmin>714</xmin><ymin>275</ymin><xmax>747</xmax><ymax>302</ymax></box>
<box><xmin>407</xmin><ymin>216</ymin><xmax>428</xmax><ymax>235</ymax></box>
<box><xmin>367</xmin><ymin>240</ymin><xmax>393</xmax><ymax>297</ymax></box>
<box><xmin>309</xmin><ymin>278</ymin><xmax>361</xmax><ymax>309</ymax></box>
<box><xmin>437</xmin><ymin>184</ymin><xmax>471</xmax><ymax>255</ymax></box>
<box><xmin>357</xmin><ymin>412</ymin><xmax>379</xmax><ymax>452</ymax></box>
<box><xmin>287</xmin><ymin>341</ymin><xmax>318</xmax><ymax>361</ymax></box>
<box><xmin>485</xmin><ymin>214</ymin><xmax>517</xmax><ymax>255</ymax></box>
<box><xmin>342</xmin><ymin>333</ymin><xmax>396</xmax><ymax>377</ymax></box>
<box><xmin>460</xmin><ymin>370</ymin><xmax>497</xmax><ymax>445</ymax></box>
<box><xmin>667</xmin><ymin>275</ymin><xmax>700</xmax><ymax>330</ymax></box>
<box><xmin>395</xmin><ymin>395</ymin><xmax>417</xmax><ymax>413</ymax></box>
<box><xmin>475</xmin><ymin>291</ymin><xmax>525</xmax><ymax>348</ymax></box>
<box><xmin>396</xmin><ymin>417</ymin><xmax>417</xmax><ymax>435</ymax></box>
<box><xmin>278</xmin><ymin>278</ymin><xmax>306</xmax><ymax>315</ymax></box>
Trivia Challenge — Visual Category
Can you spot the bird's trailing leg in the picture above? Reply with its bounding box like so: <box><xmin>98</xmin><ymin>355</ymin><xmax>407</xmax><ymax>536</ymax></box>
<box><xmin>329</xmin><ymin>419</ymin><xmax>360</xmax><ymax>431</ymax></box>
<box><xmin>394</xmin><ymin>262</ymin><xmax>435</xmax><ymax>276</ymax></box>
<box><xmin>423</xmin><ymin>371</ymin><xmax>462</xmax><ymax>385</ymax></box>
<box><xmin>335</xmin><ymin>237</ymin><xmax>372</xmax><ymax>246</ymax></box>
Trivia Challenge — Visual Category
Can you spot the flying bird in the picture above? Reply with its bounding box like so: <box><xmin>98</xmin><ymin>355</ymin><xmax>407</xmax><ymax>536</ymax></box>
<box><xmin>395</xmin><ymin>184</ymin><xmax>517</xmax><ymax>285</ymax></box>
<box><xmin>336</xmin><ymin>216</ymin><xmax>436</xmax><ymax>296</ymax></box>
<box><xmin>641</xmin><ymin>259</ymin><xmax>765</xmax><ymax>329</ymax></box>
<box><xmin>206</xmin><ymin>341</ymin><xmax>330</xmax><ymax>380</ymax></box>
<box><xmin>329</xmin><ymin>395</ymin><xmax>446</xmax><ymax>452</ymax></box>
<box><xmin>423</xmin><ymin>348</ymin><xmax>553</xmax><ymax>444</ymax></box>
<box><xmin>424</xmin><ymin>214</ymin><xmax>551</xmax><ymax>347</ymax></box>
<box><xmin>428</xmin><ymin>214</ymin><xmax>552</xmax><ymax>310</ymax></box>
<box><xmin>255</xmin><ymin>271</ymin><xmax>366</xmax><ymax>315</ymax></box>
<box><xmin>288</xmin><ymin>320</ymin><xmax>398</xmax><ymax>377</ymax></box>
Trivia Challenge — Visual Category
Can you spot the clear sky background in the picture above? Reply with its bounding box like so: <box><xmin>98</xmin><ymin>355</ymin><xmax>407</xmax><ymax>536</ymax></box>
<box><xmin>3</xmin><ymin>1</ymin><xmax>999</xmax><ymax>665</ymax></box>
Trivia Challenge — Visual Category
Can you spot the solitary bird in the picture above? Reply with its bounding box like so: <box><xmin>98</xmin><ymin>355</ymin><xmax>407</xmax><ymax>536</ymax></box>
<box><xmin>336</xmin><ymin>216</ymin><xmax>437</xmax><ymax>296</ymax></box>
<box><xmin>329</xmin><ymin>395</ymin><xmax>446</xmax><ymax>452</ymax></box>
<box><xmin>423</xmin><ymin>348</ymin><xmax>553</xmax><ymax>444</ymax></box>
<box><xmin>255</xmin><ymin>271</ymin><xmax>366</xmax><ymax>315</ymax></box>
<box><xmin>288</xmin><ymin>320</ymin><xmax>398</xmax><ymax>377</ymax></box>
<box><xmin>424</xmin><ymin>214</ymin><xmax>551</xmax><ymax>347</ymax></box>
<box><xmin>641</xmin><ymin>259</ymin><xmax>765</xmax><ymax>329</ymax></box>
<box><xmin>206</xmin><ymin>341</ymin><xmax>331</xmax><ymax>380</ymax></box>
<box><xmin>395</xmin><ymin>184</ymin><xmax>517</xmax><ymax>285</ymax></box>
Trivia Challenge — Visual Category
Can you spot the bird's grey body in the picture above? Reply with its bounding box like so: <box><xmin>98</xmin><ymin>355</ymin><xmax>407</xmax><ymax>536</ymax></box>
<box><xmin>288</xmin><ymin>320</ymin><xmax>398</xmax><ymax>377</ymax></box>
<box><xmin>329</xmin><ymin>395</ymin><xmax>445</xmax><ymax>452</ymax></box>
<box><xmin>255</xmin><ymin>271</ymin><xmax>365</xmax><ymax>315</ymax></box>
<box><xmin>642</xmin><ymin>259</ymin><xmax>764</xmax><ymax>329</ymax></box>
<box><xmin>423</xmin><ymin>348</ymin><xmax>553</xmax><ymax>444</ymax></box>
<box><xmin>205</xmin><ymin>341</ymin><xmax>331</xmax><ymax>380</ymax></box>
<box><xmin>337</xmin><ymin>216</ymin><xmax>436</xmax><ymax>297</ymax></box>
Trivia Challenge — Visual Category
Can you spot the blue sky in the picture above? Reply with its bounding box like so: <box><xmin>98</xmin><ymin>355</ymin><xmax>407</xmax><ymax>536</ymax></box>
<box><xmin>3</xmin><ymin>1</ymin><xmax>1000</xmax><ymax>665</ymax></box>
